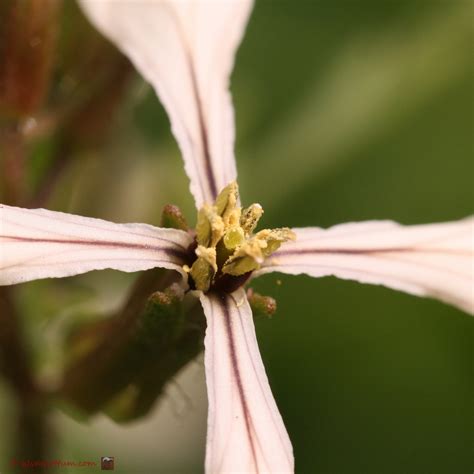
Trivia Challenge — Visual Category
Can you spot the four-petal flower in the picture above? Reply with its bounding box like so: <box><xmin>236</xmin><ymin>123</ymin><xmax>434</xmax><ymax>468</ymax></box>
<box><xmin>0</xmin><ymin>1</ymin><xmax>472</xmax><ymax>473</ymax></box>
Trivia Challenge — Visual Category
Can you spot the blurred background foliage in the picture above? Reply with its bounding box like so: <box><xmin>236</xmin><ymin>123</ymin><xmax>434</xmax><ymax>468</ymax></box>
<box><xmin>0</xmin><ymin>0</ymin><xmax>472</xmax><ymax>473</ymax></box>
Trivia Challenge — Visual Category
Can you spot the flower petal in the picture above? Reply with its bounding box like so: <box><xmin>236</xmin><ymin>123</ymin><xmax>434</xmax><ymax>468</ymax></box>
<box><xmin>79</xmin><ymin>0</ymin><xmax>253</xmax><ymax>207</ymax></box>
<box><xmin>256</xmin><ymin>218</ymin><xmax>474</xmax><ymax>315</ymax></box>
<box><xmin>0</xmin><ymin>204</ymin><xmax>192</xmax><ymax>285</ymax></box>
<box><xmin>200</xmin><ymin>288</ymin><xmax>293</xmax><ymax>474</ymax></box>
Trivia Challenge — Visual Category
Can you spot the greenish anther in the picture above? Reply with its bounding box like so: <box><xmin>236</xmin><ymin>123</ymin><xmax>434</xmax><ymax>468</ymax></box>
<box><xmin>188</xmin><ymin>182</ymin><xmax>296</xmax><ymax>292</ymax></box>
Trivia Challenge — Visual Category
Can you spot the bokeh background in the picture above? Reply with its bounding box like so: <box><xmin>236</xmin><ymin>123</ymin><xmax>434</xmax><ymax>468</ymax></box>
<box><xmin>0</xmin><ymin>0</ymin><xmax>472</xmax><ymax>473</ymax></box>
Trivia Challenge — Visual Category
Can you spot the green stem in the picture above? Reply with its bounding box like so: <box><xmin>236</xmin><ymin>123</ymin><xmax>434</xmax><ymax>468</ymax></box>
<box><xmin>0</xmin><ymin>288</ymin><xmax>50</xmax><ymax>474</ymax></box>
<box><xmin>59</xmin><ymin>269</ymin><xmax>206</xmax><ymax>421</ymax></box>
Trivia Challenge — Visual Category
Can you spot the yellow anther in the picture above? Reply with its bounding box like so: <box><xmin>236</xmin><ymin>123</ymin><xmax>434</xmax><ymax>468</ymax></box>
<box><xmin>196</xmin><ymin>205</ymin><xmax>224</xmax><ymax>248</ymax></box>
<box><xmin>187</xmin><ymin>182</ymin><xmax>296</xmax><ymax>290</ymax></box>
<box><xmin>240</xmin><ymin>203</ymin><xmax>263</xmax><ymax>235</ymax></box>
<box><xmin>189</xmin><ymin>246</ymin><xmax>218</xmax><ymax>292</ymax></box>
<box><xmin>195</xmin><ymin>245</ymin><xmax>217</xmax><ymax>271</ymax></box>
<box><xmin>255</xmin><ymin>228</ymin><xmax>296</xmax><ymax>257</ymax></box>
<box><xmin>215</xmin><ymin>182</ymin><xmax>239</xmax><ymax>221</ymax></box>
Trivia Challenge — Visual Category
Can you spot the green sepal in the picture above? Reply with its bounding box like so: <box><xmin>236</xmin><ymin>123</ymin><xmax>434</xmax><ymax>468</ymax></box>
<box><xmin>247</xmin><ymin>289</ymin><xmax>277</xmax><ymax>318</ymax></box>
<box><xmin>160</xmin><ymin>204</ymin><xmax>189</xmax><ymax>231</ymax></box>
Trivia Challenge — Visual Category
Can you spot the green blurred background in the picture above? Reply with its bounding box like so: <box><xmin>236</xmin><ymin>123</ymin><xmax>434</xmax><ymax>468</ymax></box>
<box><xmin>0</xmin><ymin>0</ymin><xmax>472</xmax><ymax>473</ymax></box>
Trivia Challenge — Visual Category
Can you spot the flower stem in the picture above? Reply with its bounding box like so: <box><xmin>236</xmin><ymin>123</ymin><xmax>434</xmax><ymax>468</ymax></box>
<box><xmin>59</xmin><ymin>269</ymin><xmax>206</xmax><ymax>421</ymax></box>
<box><xmin>0</xmin><ymin>287</ymin><xmax>51</xmax><ymax>474</ymax></box>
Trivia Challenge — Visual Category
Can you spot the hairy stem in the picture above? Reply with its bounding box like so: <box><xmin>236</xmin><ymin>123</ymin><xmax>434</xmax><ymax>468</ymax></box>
<box><xmin>59</xmin><ymin>269</ymin><xmax>206</xmax><ymax>421</ymax></box>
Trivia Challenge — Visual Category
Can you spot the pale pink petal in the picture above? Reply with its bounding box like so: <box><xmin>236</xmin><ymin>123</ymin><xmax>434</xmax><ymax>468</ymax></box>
<box><xmin>256</xmin><ymin>218</ymin><xmax>474</xmax><ymax>315</ymax></box>
<box><xmin>79</xmin><ymin>0</ymin><xmax>253</xmax><ymax>207</ymax></box>
<box><xmin>0</xmin><ymin>204</ymin><xmax>192</xmax><ymax>285</ymax></box>
<box><xmin>200</xmin><ymin>288</ymin><xmax>294</xmax><ymax>474</ymax></box>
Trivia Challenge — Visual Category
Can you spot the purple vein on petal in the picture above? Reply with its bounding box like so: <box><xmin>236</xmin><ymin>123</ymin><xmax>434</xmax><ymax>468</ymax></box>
<box><xmin>1</xmin><ymin>207</ymin><xmax>188</xmax><ymax>249</ymax></box>
<box><xmin>1</xmin><ymin>235</ymin><xmax>188</xmax><ymax>261</ymax></box>
<box><xmin>218</xmin><ymin>292</ymin><xmax>259</xmax><ymax>472</ymax></box>
<box><xmin>164</xmin><ymin>5</ymin><xmax>218</xmax><ymax>201</ymax></box>
<box><xmin>229</xmin><ymin>293</ymin><xmax>291</xmax><ymax>463</ymax></box>
<box><xmin>275</xmin><ymin>247</ymin><xmax>473</xmax><ymax>257</ymax></box>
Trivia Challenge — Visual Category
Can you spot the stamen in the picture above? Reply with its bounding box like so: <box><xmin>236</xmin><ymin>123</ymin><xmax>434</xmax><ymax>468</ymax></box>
<box><xmin>241</xmin><ymin>203</ymin><xmax>263</xmax><ymax>235</ymax></box>
<box><xmin>187</xmin><ymin>182</ymin><xmax>295</xmax><ymax>292</ymax></box>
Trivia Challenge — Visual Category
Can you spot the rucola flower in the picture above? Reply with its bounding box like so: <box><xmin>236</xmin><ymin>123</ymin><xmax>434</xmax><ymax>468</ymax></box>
<box><xmin>1</xmin><ymin>1</ymin><xmax>472</xmax><ymax>472</ymax></box>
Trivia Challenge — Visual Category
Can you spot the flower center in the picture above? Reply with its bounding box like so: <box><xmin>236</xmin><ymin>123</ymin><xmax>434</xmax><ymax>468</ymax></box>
<box><xmin>185</xmin><ymin>182</ymin><xmax>295</xmax><ymax>292</ymax></box>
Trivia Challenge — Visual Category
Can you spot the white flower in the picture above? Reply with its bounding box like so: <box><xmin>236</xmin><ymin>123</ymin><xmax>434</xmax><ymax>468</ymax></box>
<box><xmin>1</xmin><ymin>1</ymin><xmax>472</xmax><ymax>473</ymax></box>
